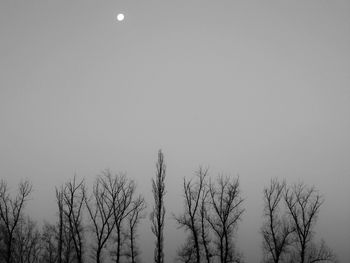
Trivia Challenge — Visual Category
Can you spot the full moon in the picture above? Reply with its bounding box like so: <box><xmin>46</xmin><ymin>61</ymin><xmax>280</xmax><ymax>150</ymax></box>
<box><xmin>117</xmin><ymin>13</ymin><xmax>125</xmax><ymax>21</ymax></box>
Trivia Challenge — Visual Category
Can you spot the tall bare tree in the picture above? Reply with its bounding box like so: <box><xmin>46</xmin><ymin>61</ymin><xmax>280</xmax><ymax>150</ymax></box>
<box><xmin>56</xmin><ymin>185</ymin><xmax>75</xmax><ymax>263</ymax></box>
<box><xmin>150</xmin><ymin>150</ymin><xmax>166</xmax><ymax>263</ymax></box>
<box><xmin>84</xmin><ymin>174</ymin><xmax>116</xmax><ymax>263</ymax></box>
<box><xmin>199</xmin><ymin>180</ymin><xmax>212</xmax><ymax>263</ymax></box>
<box><xmin>284</xmin><ymin>182</ymin><xmax>336</xmax><ymax>263</ymax></box>
<box><xmin>62</xmin><ymin>176</ymin><xmax>86</xmax><ymax>263</ymax></box>
<box><xmin>124</xmin><ymin>195</ymin><xmax>146</xmax><ymax>263</ymax></box>
<box><xmin>261</xmin><ymin>178</ymin><xmax>294</xmax><ymax>263</ymax></box>
<box><xmin>0</xmin><ymin>179</ymin><xmax>32</xmax><ymax>263</ymax></box>
<box><xmin>100</xmin><ymin>171</ymin><xmax>135</xmax><ymax>263</ymax></box>
<box><xmin>206</xmin><ymin>175</ymin><xmax>244</xmax><ymax>263</ymax></box>
<box><xmin>175</xmin><ymin>167</ymin><xmax>209</xmax><ymax>263</ymax></box>
<box><xmin>56</xmin><ymin>187</ymin><xmax>64</xmax><ymax>263</ymax></box>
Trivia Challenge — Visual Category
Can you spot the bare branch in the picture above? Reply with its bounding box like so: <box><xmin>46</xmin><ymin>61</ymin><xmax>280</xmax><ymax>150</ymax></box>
<box><xmin>284</xmin><ymin>182</ymin><xmax>327</xmax><ymax>263</ymax></box>
<box><xmin>261</xmin><ymin>178</ymin><xmax>294</xmax><ymax>263</ymax></box>
<box><xmin>84</xmin><ymin>174</ymin><xmax>116</xmax><ymax>263</ymax></box>
<box><xmin>175</xmin><ymin>167</ymin><xmax>210</xmax><ymax>263</ymax></box>
<box><xmin>206</xmin><ymin>175</ymin><xmax>244</xmax><ymax>263</ymax></box>
<box><xmin>61</xmin><ymin>176</ymin><xmax>86</xmax><ymax>263</ymax></box>
<box><xmin>0</xmin><ymin>179</ymin><xmax>33</xmax><ymax>263</ymax></box>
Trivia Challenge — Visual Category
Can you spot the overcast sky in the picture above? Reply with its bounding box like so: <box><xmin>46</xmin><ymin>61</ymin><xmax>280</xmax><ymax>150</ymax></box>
<box><xmin>0</xmin><ymin>0</ymin><xmax>349</xmax><ymax>262</ymax></box>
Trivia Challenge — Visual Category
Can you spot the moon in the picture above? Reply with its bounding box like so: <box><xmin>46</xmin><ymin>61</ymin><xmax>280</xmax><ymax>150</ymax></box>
<box><xmin>117</xmin><ymin>13</ymin><xmax>125</xmax><ymax>21</ymax></box>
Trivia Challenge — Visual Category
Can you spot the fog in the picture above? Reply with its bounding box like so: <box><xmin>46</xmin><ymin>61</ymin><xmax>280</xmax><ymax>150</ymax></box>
<box><xmin>0</xmin><ymin>1</ymin><xmax>349</xmax><ymax>262</ymax></box>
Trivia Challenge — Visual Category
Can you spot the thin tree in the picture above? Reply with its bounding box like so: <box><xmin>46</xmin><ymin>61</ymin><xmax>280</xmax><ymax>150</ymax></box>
<box><xmin>199</xmin><ymin>180</ymin><xmax>212</xmax><ymax>263</ymax></box>
<box><xmin>206</xmin><ymin>175</ymin><xmax>244</xmax><ymax>263</ymax></box>
<box><xmin>125</xmin><ymin>195</ymin><xmax>146</xmax><ymax>263</ymax></box>
<box><xmin>0</xmin><ymin>179</ymin><xmax>32</xmax><ymax>263</ymax></box>
<box><xmin>56</xmin><ymin>185</ymin><xmax>75</xmax><ymax>263</ymax></box>
<box><xmin>261</xmin><ymin>178</ymin><xmax>294</xmax><ymax>263</ymax></box>
<box><xmin>150</xmin><ymin>150</ymin><xmax>166</xmax><ymax>263</ymax></box>
<box><xmin>62</xmin><ymin>176</ymin><xmax>86</xmax><ymax>263</ymax></box>
<box><xmin>84</xmin><ymin>174</ymin><xmax>116</xmax><ymax>263</ymax></box>
<box><xmin>284</xmin><ymin>182</ymin><xmax>336</xmax><ymax>263</ymax></box>
<box><xmin>56</xmin><ymin>187</ymin><xmax>64</xmax><ymax>263</ymax></box>
<box><xmin>175</xmin><ymin>167</ymin><xmax>209</xmax><ymax>263</ymax></box>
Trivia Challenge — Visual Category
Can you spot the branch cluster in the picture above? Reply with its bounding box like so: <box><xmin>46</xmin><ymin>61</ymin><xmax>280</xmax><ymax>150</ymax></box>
<box><xmin>175</xmin><ymin>168</ymin><xmax>244</xmax><ymax>263</ymax></box>
<box><xmin>261</xmin><ymin>179</ymin><xmax>337</xmax><ymax>263</ymax></box>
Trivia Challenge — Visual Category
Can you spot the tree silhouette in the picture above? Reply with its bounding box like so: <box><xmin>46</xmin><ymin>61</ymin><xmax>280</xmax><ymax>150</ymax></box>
<box><xmin>206</xmin><ymin>175</ymin><xmax>244</xmax><ymax>263</ymax></box>
<box><xmin>0</xmin><ymin>179</ymin><xmax>32</xmax><ymax>263</ymax></box>
<box><xmin>84</xmin><ymin>173</ymin><xmax>116</xmax><ymax>263</ymax></box>
<box><xmin>284</xmin><ymin>182</ymin><xmax>337</xmax><ymax>263</ymax></box>
<box><xmin>100</xmin><ymin>171</ymin><xmax>135</xmax><ymax>263</ymax></box>
<box><xmin>175</xmin><ymin>167</ymin><xmax>210</xmax><ymax>263</ymax></box>
<box><xmin>199</xmin><ymin>179</ymin><xmax>212</xmax><ymax>263</ymax></box>
<box><xmin>124</xmin><ymin>195</ymin><xmax>146</xmax><ymax>263</ymax></box>
<box><xmin>61</xmin><ymin>176</ymin><xmax>86</xmax><ymax>263</ymax></box>
<box><xmin>150</xmin><ymin>150</ymin><xmax>166</xmax><ymax>263</ymax></box>
<box><xmin>56</xmin><ymin>185</ymin><xmax>75</xmax><ymax>263</ymax></box>
<box><xmin>261</xmin><ymin>178</ymin><xmax>294</xmax><ymax>263</ymax></box>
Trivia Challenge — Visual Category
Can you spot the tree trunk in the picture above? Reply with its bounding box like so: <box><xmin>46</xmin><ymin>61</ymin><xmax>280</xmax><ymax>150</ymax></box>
<box><xmin>300</xmin><ymin>245</ymin><xmax>305</xmax><ymax>263</ymax></box>
<box><xmin>96</xmin><ymin>247</ymin><xmax>101</xmax><ymax>263</ymax></box>
<box><xmin>194</xmin><ymin>231</ymin><xmax>200</xmax><ymax>263</ymax></box>
<box><xmin>58</xmin><ymin>210</ymin><xmax>63</xmax><ymax>263</ymax></box>
<box><xmin>116</xmin><ymin>226</ymin><xmax>121</xmax><ymax>263</ymax></box>
<box><xmin>157</xmin><ymin>191</ymin><xmax>162</xmax><ymax>263</ymax></box>
<box><xmin>131</xmin><ymin>227</ymin><xmax>135</xmax><ymax>263</ymax></box>
<box><xmin>201</xmin><ymin>219</ymin><xmax>211</xmax><ymax>263</ymax></box>
<box><xmin>224</xmin><ymin>233</ymin><xmax>229</xmax><ymax>263</ymax></box>
<box><xmin>220</xmin><ymin>236</ymin><xmax>224</xmax><ymax>263</ymax></box>
<box><xmin>6</xmin><ymin>236</ymin><xmax>12</xmax><ymax>263</ymax></box>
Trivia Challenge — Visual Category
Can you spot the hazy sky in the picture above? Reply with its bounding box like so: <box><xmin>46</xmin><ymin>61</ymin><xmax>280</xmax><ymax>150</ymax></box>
<box><xmin>1</xmin><ymin>0</ymin><xmax>349</xmax><ymax>262</ymax></box>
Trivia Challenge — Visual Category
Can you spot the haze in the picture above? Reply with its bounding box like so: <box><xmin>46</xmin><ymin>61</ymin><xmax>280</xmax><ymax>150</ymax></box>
<box><xmin>0</xmin><ymin>0</ymin><xmax>349</xmax><ymax>262</ymax></box>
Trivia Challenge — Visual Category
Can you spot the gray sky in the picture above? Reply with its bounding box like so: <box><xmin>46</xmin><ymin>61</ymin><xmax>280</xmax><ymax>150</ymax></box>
<box><xmin>1</xmin><ymin>0</ymin><xmax>349</xmax><ymax>262</ymax></box>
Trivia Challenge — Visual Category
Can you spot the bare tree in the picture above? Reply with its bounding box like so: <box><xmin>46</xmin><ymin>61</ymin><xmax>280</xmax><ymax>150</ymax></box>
<box><xmin>99</xmin><ymin>171</ymin><xmax>135</xmax><ymax>263</ymax></box>
<box><xmin>150</xmin><ymin>150</ymin><xmax>166</xmax><ymax>263</ymax></box>
<box><xmin>56</xmin><ymin>186</ymin><xmax>75</xmax><ymax>263</ymax></box>
<box><xmin>206</xmin><ymin>175</ymin><xmax>244</xmax><ymax>263</ymax></box>
<box><xmin>261</xmin><ymin>178</ymin><xmax>294</xmax><ymax>263</ymax></box>
<box><xmin>124</xmin><ymin>195</ymin><xmax>146</xmax><ymax>263</ymax></box>
<box><xmin>56</xmin><ymin>187</ymin><xmax>64</xmax><ymax>263</ymax></box>
<box><xmin>199</xmin><ymin>180</ymin><xmax>212</xmax><ymax>263</ymax></box>
<box><xmin>12</xmin><ymin>216</ymin><xmax>42</xmax><ymax>263</ymax></box>
<box><xmin>175</xmin><ymin>167</ymin><xmax>209</xmax><ymax>263</ymax></box>
<box><xmin>284</xmin><ymin>182</ymin><xmax>336</xmax><ymax>263</ymax></box>
<box><xmin>0</xmin><ymin>179</ymin><xmax>32</xmax><ymax>263</ymax></box>
<box><xmin>84</xmin><ymin>174</ymin><xmax>116</xmax><ymax>263</ymax></box>
<box><xmin>62</xmin><ymin>176</ymin><xmax>86</xmax><ymax>263</ymax></box>
<box><xmin>41</xmin><ymin>222</ymin><xmax>58</xmax><ymax>263</ymax></box>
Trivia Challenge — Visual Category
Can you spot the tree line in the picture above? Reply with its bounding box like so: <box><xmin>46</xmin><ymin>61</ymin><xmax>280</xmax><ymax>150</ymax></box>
<box><xmin>0</xmin><ymin>150</ymin><xmax>337</xmax><ymax>263</ymax></box>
